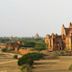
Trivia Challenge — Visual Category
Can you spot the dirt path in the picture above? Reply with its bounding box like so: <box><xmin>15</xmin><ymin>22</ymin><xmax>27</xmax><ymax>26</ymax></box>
<box><xmin>0</xmin><ymin>59</ymin><xmax>17</xmax><ymax>65</ymax></box>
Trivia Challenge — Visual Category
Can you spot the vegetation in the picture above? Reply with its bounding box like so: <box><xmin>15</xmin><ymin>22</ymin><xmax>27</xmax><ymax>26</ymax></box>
<box><xmin>34</xmin><ymin>42</ymin><xmax>47</xmax><ymax>51</ymax></box>
<box><xmin>20</xmin><ymin>64</ymin><xmax>32</xmax><ymax>72</ymax></box>
<box><xmin>46</xmin><ymin>51</ymin><xmax>59</xmax><ymax>59</ymax></box>
<box><xmin>13</xmin><ymin>55</ymin><xmax>18</xmax><ymax>59</ymax></box>
<box><xmin>55</xmin><ymin>50</ymin><xmax>72</xmax><ymax>56</ymax></box>
<box><xmin>0</xmin><ymin>37</ymin><xmax>10</xmax><ymax>43</ymax></box>
<box><xmin>20</xmin><ymin>41</ymin><xmax>35</xmax><ymax>48</ymax></box>
<box><xmin>18</xmin><ymin>56</ymin><xmax>33</xmax><ymax>66</ymax></box>
<box><xmin>18</xmin><ymin>52</ymin><xmax>44</xmax><ymax>66</ymax></box>
<box><xmin>1</xmin><ymin>48</ymin><xmax>10</xmax><ymax>52</ymax></box>
<box><xmin>18</xmin><ymin>52</ymin><xmax>45</xmax><ymax>72</ymax></box>
<box><xmin>19</xmin><ymin>37</ymin><xmax>47</xmax><ymax>51</ymax></box>
<box><xmin>69</xmin><ymin>64</ymin><xmax>72</xmax><ymax>70</ymax></box>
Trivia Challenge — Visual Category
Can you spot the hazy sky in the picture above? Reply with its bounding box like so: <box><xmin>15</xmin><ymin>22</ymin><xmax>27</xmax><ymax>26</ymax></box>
<box><xmin>0</xmin><ymin>0</ymin><xmax>72</xmax><ymax>37</ymax></box>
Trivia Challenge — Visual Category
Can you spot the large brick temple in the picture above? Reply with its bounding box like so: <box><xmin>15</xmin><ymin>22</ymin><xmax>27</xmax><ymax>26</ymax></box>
<box><xmin>44</xmin><ymin>22</ymin><xmax>72</xmax><ymax>51</ymax></box>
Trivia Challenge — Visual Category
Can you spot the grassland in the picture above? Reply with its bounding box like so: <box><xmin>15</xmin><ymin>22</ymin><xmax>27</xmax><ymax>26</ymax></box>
<box><xmin>0</xmin><ymin>53</ymin><xmax>72</xmax><ymax>72</ymax></box>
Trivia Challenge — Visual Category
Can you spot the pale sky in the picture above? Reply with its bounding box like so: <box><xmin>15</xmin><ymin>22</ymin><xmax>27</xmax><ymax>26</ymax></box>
<box><xmin>0</xmin><ymin>0</ymin><xmax>72</xmax><ymax>37</ymax></box>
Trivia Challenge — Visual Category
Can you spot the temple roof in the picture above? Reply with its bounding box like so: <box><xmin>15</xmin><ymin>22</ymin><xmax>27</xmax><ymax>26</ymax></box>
<box><xmin>64</xmin><ymin>27</ymin><xmax>72</xmax><ymax>36</ymax></box>
<box><xmin>69</xmin><ymin>22</ymin><xmax>72</xmax><ymax>28</ymax></box>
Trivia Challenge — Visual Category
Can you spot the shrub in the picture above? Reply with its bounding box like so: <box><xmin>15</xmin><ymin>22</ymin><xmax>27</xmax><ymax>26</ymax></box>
<box><xmin>47</xmin><ymin>51</ymin><xmax>59</xmax><ymax>59</ymax></box>
<box><xmin>69</xmin><ymin>64</ymin><xmax>72</xmax><ymax>70</ymax></box>
<box><xmin>20</xmin><ymin>64</ymin><xmax>32</xmax><ymax>72</ymax></box>
<box><xmin>1</xmin><ymin>48</ymin><xmax>12</xmax><ymax>52</ymax></box>
<box><xmin>2</xmin><ymin>48</ymin><xmax>8</xmax><ymax>52</ymax></box>
<box><xmin>13</xmin><ymin>55</ymin><xmax>18</xmax><ymax>59</ymax></box>
<box><xmin>55</xmin><ymin>50</ymin><xmax>71</xmax><ymax>56</ymax></box>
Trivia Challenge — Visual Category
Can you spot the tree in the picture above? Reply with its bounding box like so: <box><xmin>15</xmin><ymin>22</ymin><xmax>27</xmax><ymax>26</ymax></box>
<box><xmin>34</xmin><ymin>42</ymin><xmax>47</xmax><ymax>51</ymax></box>
<box><xmin>18</xmin><ymin>52</ymin><xmax>44</xmax><ymax>66</ymax></box>
<box><xmin>18</xmin><ymin>54</ymin><xmax>33</xmax><ymax>66</ymax></box>
<box><xmin>20</xmin><ymin>41</ymin><xmax>35</xmax><ymax>48</ymax></box>
<box><xmin>18</xmin><ymin>52</ymin><xmax>45</xmax><ymax>72</ymax></box>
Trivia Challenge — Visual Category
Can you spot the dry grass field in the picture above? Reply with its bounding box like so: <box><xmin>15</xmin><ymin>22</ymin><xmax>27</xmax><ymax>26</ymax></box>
<box><xmin>33</xmin><ymin>57</ymin><xmax>72</xmax><ymax>72</ymax></box>
<box><xmin>0</xmin><ymin>53</ymin><xmax>20</xmax><ymax>72</ymax></box>
<box><xmin>0</xmin><ymin>53</ymin><xmax>72</xmax><ymax>72</ymax></box>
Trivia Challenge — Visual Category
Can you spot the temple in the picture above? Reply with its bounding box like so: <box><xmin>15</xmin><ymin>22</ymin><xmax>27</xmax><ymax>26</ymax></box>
<box><xmin>44</xmin><ymin>22</ymin><xmax>72</xmax><ymax>51</ymax></box>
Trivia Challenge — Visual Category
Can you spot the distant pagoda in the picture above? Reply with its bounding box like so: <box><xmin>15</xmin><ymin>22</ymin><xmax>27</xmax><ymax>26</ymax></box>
<box><xmin>34</xmin><ymin>33</ymin><xmax>40</xmax><ymax>39</ymax></box>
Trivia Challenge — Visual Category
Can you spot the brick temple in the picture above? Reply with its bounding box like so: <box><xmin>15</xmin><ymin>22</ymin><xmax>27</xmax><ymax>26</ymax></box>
<box><xmin>44</xmin><ymin>22</ymin><xmax>72</xmax><ymax>51</ymax></box>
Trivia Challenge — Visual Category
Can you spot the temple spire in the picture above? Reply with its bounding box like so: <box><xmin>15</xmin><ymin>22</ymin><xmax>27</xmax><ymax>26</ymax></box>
<box><xmin>69</xmin><ymin>22</ymin><xmax>72</xmax><ymax>28</ymax></box>
<box><xmin>62</xmin><ymin>24</ymin><xmax>65</xmax><ymax>28</ymax></box>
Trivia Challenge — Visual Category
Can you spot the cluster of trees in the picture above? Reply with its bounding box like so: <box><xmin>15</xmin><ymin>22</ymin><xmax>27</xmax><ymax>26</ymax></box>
<box><xmin>0</xmin><ymin>37</ymin><xmax>10</xmax><ymax>43</ymax></box>
<box><xmin>20</xmin><ymin>38</ymin><xmax>47</xmax><ymax>51</ymax></box>
<box><xmin>0</xmin><ymin>37</ymin><xmax>47</xmax><ymax>52</ymax></box>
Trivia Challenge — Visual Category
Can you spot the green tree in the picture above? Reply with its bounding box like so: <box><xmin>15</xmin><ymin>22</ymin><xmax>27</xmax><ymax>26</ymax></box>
<box><xmin>34</xmin><ymin>42</ymin><xmax>47</xmax><ymax>51</ymax></box>
<box><xmin>18</xmin><ymin>52</ymin><xmax>44</xmax><ymax>72</ymax></box>
<box><xmin>20</xmin><ymin>41</ymin><xmax>35</xmax><ymax>48</ymax></box>
<box><xmin>18</xmin><ymin>52</ymin><xmax>44</xmax><ymax>66</ymax></box>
